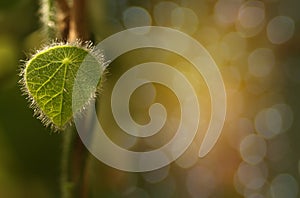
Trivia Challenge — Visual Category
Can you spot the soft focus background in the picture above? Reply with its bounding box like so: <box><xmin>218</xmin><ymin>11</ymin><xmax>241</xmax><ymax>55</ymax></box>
<box><xmin>0</xmin><ymin>0</ymin><xmax>300</xmax><ymax>197</ymax></box>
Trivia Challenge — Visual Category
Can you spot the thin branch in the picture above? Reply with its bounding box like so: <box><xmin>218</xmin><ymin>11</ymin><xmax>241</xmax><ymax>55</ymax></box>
<box><xmin>69</xmin><ymin>0</ymin><xmax>89</xmax><ymax>41</ymax></box>
<box><xmin>56</xmin><ymin>0</ymin><xmax>70</xmax><ymax>41</ymax></box>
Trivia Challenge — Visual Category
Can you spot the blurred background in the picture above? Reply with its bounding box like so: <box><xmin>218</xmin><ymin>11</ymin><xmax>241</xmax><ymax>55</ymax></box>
<box><xmin>0</xmin><ymin>0</ymin><xmax>300</xmax><ymax>197</ymax></box>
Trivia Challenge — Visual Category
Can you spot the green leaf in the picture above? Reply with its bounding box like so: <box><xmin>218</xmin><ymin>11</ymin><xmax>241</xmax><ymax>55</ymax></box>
<box><xmin>22</xmin><ymin>44</ymin><xmax>103</xmax><ymax>129</ymax></box>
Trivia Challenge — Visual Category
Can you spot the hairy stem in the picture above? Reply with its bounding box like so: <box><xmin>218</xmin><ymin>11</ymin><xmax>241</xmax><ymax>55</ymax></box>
<box><xmin>40</xmin><ymin>0</ymin><xmax>57</xmax><ymax>38</ymax></box>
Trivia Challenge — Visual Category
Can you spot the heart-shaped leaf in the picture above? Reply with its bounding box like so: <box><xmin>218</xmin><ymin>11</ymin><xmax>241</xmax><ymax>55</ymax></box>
<box><xmin>21</xmin><ymin>44</ymin><xmax>104</xmax><ymax>129</ymax></box>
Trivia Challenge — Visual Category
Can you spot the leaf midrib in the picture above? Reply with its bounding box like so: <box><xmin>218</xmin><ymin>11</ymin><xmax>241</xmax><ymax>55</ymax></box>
<box><xmin>57</xmin><ymin>61</ymin><xmax>69</xmax><ymax>126</ymax></box>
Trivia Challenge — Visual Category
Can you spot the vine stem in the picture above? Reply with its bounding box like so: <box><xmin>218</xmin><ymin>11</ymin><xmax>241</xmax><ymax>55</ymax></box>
<box><xmin>55</xmin><ymin>0</ymin><xmax>90</xmax><ymax>197</ymax></box>
<box><xmin>61</xmin><ymin>126</ymin><xmax>89</xmax><ymax>198</ymax></box>
<box><xmin>60</xmin><ymin>126</ymin><xmax>75</xmax><ymax>198</ymax></box>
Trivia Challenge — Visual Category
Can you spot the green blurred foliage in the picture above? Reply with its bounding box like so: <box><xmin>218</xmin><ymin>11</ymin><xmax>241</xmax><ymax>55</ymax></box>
<box><xmin>0</xmin><ymin>0</ymin><xmax>61</xmax><ymax>197</ymax></box>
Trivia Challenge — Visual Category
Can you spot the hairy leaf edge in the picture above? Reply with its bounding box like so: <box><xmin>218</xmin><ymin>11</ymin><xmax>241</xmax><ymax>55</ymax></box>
<box><xmin>19</xmin><ymin>41</ymin><xmax>108</xmax><ymax>131</ymax></box>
